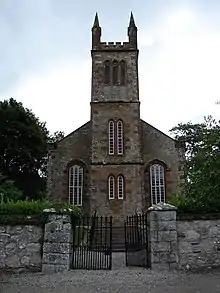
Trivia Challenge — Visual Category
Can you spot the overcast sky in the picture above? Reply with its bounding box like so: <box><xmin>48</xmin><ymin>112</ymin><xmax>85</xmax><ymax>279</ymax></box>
<box><xmin>0</xmin><ymin>0</ymin><xmax>220</xmax><ymax>136</ymax></box>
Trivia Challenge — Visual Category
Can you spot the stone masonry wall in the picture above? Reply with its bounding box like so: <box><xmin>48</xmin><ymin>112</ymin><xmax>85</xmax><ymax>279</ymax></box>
<box><xmin>91</xmin><ymin>51</ymin><xmax>139</xmax><ymax>103</ymax></box>
<box><xmin>91</xmin><ymin>102</ymin><xmax>142</xmax><ymax>164</ymax></box>
<box><xmin>90</xmin><ymin>164</ymin><xmax>144</xmax><ymax>224</ymax></box>
<box><xmin>2</xmin><ymin>212</ymin><xmax>220</xmax><ymax>273</ymax></box>
<box><xmin>141</xmin><ymin>120</ymin><xmax>185</xmax><ymax>207</ymax></box>
<box><xmin>177</xmin><ymin>219</ymin><xmax>220</xmax><ymax>270</ymax></box>
<box><xmin>147</xmin><ymin>204</ymin><xmax>220</xmax><ymax>271</ymax></box>
<box><xmin>47</xmin><ymin>122</ymin><xmax>91</xmax><ymax>214</ymax></box>
<box><xmin>42</xmin><ymin>214</ymin><xmax>73</xmax><ymax>273</ymax></box>
<box><xmin>0</xmin><ymin>225</ymin><xmax>43</xmax><ymax>272</ymax></box>
<box><xmin>147</xmin><ymin>203</ymin><xmax>179</xmax><ymax>270</ymax></box>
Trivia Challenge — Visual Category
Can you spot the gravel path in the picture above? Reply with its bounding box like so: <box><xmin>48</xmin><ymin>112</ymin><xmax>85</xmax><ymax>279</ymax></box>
<box><xmin>2</xmin><ymin>268</ymin><xmax>220</xmax><ymax>293</ymax></box>
<box><xmin>1</xmin><ymin>254</ymin><xmax>220</xmax><ymax>293</ymax></box>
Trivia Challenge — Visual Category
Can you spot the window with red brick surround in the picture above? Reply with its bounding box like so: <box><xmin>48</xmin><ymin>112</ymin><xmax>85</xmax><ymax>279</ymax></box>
<box><xmin>117</xmin><ymin>174</ymin><xmax>124</xmax><ymax>199</ymax></box>
<box><xmin>108</xmin><ymin>174</ymin><xmax>125</xmax><ymax>200</ymax></box>
<box><xmin>108</xmin><ymin>120</ymin><xmax>124</xmax><ymax>155</ymax></box>
<box><xmin>108</xmin><ymin>120</ymin><xmax>115</xmax><ymax>155</ymax></box>
<box><xmin>108</xmin><ymin>175</ymin><xmax>115</xmax><ymax>199</ymax></box>
<box><xmin>117</xmin><ymin>120</ymin><xmax>123</xmax><ymax>155</ymax></box>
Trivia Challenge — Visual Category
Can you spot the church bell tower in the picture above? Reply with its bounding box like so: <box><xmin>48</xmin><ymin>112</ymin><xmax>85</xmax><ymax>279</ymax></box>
<box><xmin>90</xmin><ymin>12</ymin><xmax>144</xmax><ymax>222</ymax></box>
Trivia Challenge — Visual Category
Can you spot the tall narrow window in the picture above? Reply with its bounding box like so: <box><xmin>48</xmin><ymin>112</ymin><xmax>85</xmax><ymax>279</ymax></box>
<box><xmin>117</xmin><ymin>175</ymin><xmax>124</xmax><ymax>199</ymax></box>
<box><xmin>108</xmin><ymin>120</ymin><xmax>115</xmax><ymax>155</ymax></box>
<box><xmin>112</xmin><ymin>60</ymin><xmax>119</xmax><ymax>85</ymax></box>
<box><xmin>120</xmin><ymin>60</ymin><xmax>126</xmax><ymax>85</ymax></box>
<box><xmin>69</xmin><ymin>165</ymin><xmax>83</xmax><ymax>206</ymax></box>
<box><xmin>108</xmin><ymin>175</ymin><xmax>115</xmax><ymax>199</ymax></box>
<box><xmin>104</xmin><ymin>60</ymin><xmax>111</xmax><ymax>84</ymax></box>
<box><xmin>117</xmin><ymin>120</ymin><xmax>123</xmax><ymax>155</ymax></box>
<box><xmin>150</xmin><ymin>164</ymin><xmax>165</xmax><ymax>205</ymax></box>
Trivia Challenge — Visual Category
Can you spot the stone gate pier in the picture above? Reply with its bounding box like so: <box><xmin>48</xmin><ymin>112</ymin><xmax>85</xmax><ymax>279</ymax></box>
<box><xmin>147</xmin><ymin>203</ymin><xmax>178</xmax><ymax>270</ymax></box>
<box><xmin>42</xmin><ymin>214</ymin><xmax>73</xmax><ymax>273</ymax></box>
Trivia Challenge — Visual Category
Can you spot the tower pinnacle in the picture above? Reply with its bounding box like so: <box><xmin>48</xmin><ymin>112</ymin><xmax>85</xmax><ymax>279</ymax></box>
<box><xmin>128</xmin><ymin>12</ymin><xmax>137</xmax><ymax>48</ymax></box>
<box><xmin>93</xmin><ymin>12</ymin><xmax>100</xmax><ymax>28</ymax></box>
<box><xmin>129</xmin><ymin>11</ymin><xmax>136</xmax><ymax>28</ymax></box>
<box><xmin>92</xmin><ymin>12</ymin><xmax>101</xmax><ymax>48</ymax></box>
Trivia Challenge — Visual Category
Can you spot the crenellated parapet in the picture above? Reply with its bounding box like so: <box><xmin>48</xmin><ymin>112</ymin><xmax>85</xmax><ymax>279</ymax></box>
<box><xmin>91</xmin><ymin>12</ymin><xmax>138</xmax><ymax>51</ymax></box>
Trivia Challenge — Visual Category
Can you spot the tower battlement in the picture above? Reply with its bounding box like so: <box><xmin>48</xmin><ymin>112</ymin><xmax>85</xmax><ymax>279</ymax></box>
<box><xmin>91</xmin><ymin>12</ymin><xmax>138</xmax><ymax>51</ymax></box>
<box><xmin>92</xmin><ymin>41</ymin><xmax>136</xmax><ymax>51</ymax></box>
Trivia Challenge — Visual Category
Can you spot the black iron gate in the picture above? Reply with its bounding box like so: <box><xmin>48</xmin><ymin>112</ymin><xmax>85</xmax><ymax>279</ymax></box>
<box><xmin>124</xmin><ymin>214</ymin><xmax>149</xmax><ymax>268</ymax></box>
<box><xmin>71</xmin><ymin>214</ymin><xmax>113</xmax><ymax>270</ymax></box>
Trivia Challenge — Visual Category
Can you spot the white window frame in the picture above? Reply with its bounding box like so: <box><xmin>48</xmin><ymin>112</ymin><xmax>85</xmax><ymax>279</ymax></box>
<box><xmin>108</xmin><ymin>120</ymin><xmax>115</xmax><ymax>155</ymax></box>
<box><xmin>108</xmin><ymin>175</ymin><xmax>115</xmax><ymax>199</ymax></box>
<box><xmin>117</xmin><ymin>175</ymin><xmax>124</xmax><ymax>199</ymax></box>
<box><xmin>69</xmin><ymin>165</ymin><xmax>83</xmax><ymax>206</ymax></box>
<box><xmin>117</xmin><ymin>120</ymin><xmax>123</xmax><ymax>155</ymax></box>
<box><xmin>150</xmin><ymin>164</ymin><xmax>165</xmax><ymax>205</ymax></box>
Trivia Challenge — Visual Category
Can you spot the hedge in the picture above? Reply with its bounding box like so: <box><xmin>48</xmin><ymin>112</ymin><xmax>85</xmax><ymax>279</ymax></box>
<box><xmin>0</xmin><ymin>199</ymin><xmax>82</xmax><ymax>226</ymax></box>
<box><xmin>169</xmin><ymin>191</ymin><xmax>220</xmax><ymax>214</ymax></box>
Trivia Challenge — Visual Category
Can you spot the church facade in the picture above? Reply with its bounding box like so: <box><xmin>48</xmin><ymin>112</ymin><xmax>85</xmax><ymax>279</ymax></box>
<box><xmin>47</xmin><ymin>13</ymin><xmax>185</xmax><ymax>222</ymax></box>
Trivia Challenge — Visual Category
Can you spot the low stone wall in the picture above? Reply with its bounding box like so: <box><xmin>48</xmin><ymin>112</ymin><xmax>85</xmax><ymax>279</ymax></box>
<box><xmin>0</xmin><ymin>225</ymin><xmax>43</xmax><ymax>272</ymax></box>
<box><xmin>177</xmin><ymin>219</ymin><xmax>220</xmax><ymax>270</ymax></box>
<box><xmin>146</xmin><ymin>204</ymin><xmax>220</xmax><ymax>271</ymax></box>
<box><xmin>2</xmin><ymin>209</ymin><xmax>220</xmax><ymax>273</ymax></box>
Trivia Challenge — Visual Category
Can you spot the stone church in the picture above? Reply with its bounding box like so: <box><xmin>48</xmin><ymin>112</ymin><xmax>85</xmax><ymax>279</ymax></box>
<box><xmin>47</xmin><ymin>13</ymin><xmax>185</xmax><ymax>222</ymax></box>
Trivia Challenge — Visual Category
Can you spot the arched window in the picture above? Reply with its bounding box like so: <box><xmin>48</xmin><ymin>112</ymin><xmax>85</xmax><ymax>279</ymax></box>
<box><xmin>108</xmin><ymin>120</ymin><xmax>115</xmax><ymax>155</ymax></box>
<box><xmin>112</xmin><ymin>60</ymin><xmax>119</xmax><ymax>85</ymax></box>
<box><xmin>108</xmin><ymin>175</ymin><xmax>115</xmax><ymax>199</ymax></box>
<box><xmin>150</xmin><ymin>164</ymin><xmax>165</xmax><ymax>205</ymax></box>
<box><xmin>69</xmin><ymin>165</ymin><xmax>83</xmax><ymax>206</ymax></box>
<box><xmin>120</xmin><ymin>60</ymin><xmax>126</xmax><ymax>85</ymax></box>
<box><xmin>117</xmin><ymin>175</ymin><xmax>124</xmax><ymax>199</ymax></box>
<box><xmin>117</xmin><ymin>120</ymin><xmax>123</xmax><ymax>155</ymax></box>
<box><xmin>104</xmin><ymin>60</ymin><xmax>111</xmax><ymax>84</ymax></box>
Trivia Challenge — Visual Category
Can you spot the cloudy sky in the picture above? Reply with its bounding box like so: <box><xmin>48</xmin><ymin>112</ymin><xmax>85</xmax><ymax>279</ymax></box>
<box><xmin>0</xmin><ymin>0</ymin><xmax>220</xmax><ymax>136</ymax></box>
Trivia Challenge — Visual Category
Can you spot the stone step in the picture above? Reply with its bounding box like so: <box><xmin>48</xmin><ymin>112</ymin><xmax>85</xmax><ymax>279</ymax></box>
<box><xmin>112</xmin><ymin>243</ymin><xmax>125</xmax><ymax>246</ymax></box>
<box><xmin>112</xmin><ymin>242</ymin><xmax>125</xmax><ymax>247</ymax></box>
<box><xmin>112</xmin><ymin>238</ymin><xmax>124</xmax><ymax>242</ymax></box>
<box><xmin>112</xmin><ymin>248</ymin><xmax>125</xmax><ymax>252</ymax></box>
<box><xmin>112</xmin><ymin>237</ymin><xmax>124</xmax><ymax>241</ymax></box>
<box><xmin>112</xmin><ymin>233</ymin><xmax>125</xmax><ymax>237</ymax></box>
<box><xmin>112</xmin><ymin>246</ymin><xmax>125</xmax><ymax>252</ymax></box>
<box><xmin>112</xmin><ymin>236</ymin><xmax>124</xmax><ymax>241</ymax></box>
<box><xmin>112</xmin><ymin>232</ymin><xmax>124</xmax><ymax>236</ymax></box>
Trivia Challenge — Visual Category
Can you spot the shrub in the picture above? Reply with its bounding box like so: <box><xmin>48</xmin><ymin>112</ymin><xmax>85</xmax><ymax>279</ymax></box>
<box><xmin>0</xmin><ymin>199</ymin><xmax>82</xmax><ymax>225</ymax></box>
<box><xmin>0</xmin><ymin>180</ymin><xmax>23</xmax><ymax>201</ymax></box>
<box><xmin>169</xmin><ymin>189</ymin><xmax>220</xmax><ymax>214</ymax></box>
<box><xmin>0</xmin><ymin>199</ymin><xmax>82</xmax><ymax>216</ymax></box>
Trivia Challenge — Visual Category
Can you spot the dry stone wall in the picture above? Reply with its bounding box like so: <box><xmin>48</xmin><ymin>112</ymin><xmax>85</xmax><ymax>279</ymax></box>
<box><xmin>0</xmin><ymin>225</ymin><xmax>43</xmax><ymax>272</ymax></box>
<box><xmin>1</xmin><ymin>210</ymin><xmax>220</xmax><ymax>273</ymax></box>
<box><xmin>177</xmin><ymin>219</ymin><xmax>220</xmax><ymax>270</ymax></box>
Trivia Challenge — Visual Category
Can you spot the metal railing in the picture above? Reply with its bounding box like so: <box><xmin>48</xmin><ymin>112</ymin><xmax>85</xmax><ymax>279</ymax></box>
<box><xmin>72</xmin><ymin>214</ymin><xmax>113</xmax><ymax>270</ymax></box>
<box><xmin>124</xmin><ymin>214</ymin><xmax>149</xmax><ymax>268</ymax></box>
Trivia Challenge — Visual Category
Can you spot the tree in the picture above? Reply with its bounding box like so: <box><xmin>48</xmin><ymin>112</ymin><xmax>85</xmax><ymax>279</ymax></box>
<box><xmin>40</xmin><ymin>130</ymin><xmax>65</xmax><ymax>183</ymax></box>
<box><xmin>0</xmin><ymin>180</ymin><xmax>23</xmax><ymax>202</ymax></box>
<box><xmin>170</xmin><ymin>115</ymin><xmax>220</xmax><ymax>212</ymax></box>
<box><xmin>48</xmin><ymin>131</ymin><xmax>65</xmax><ymax>145</ymax></box>
<box><xmin>0</xmin><ymin>98</ymin><xmax>50</xmax><ymax>199</ymax></box>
